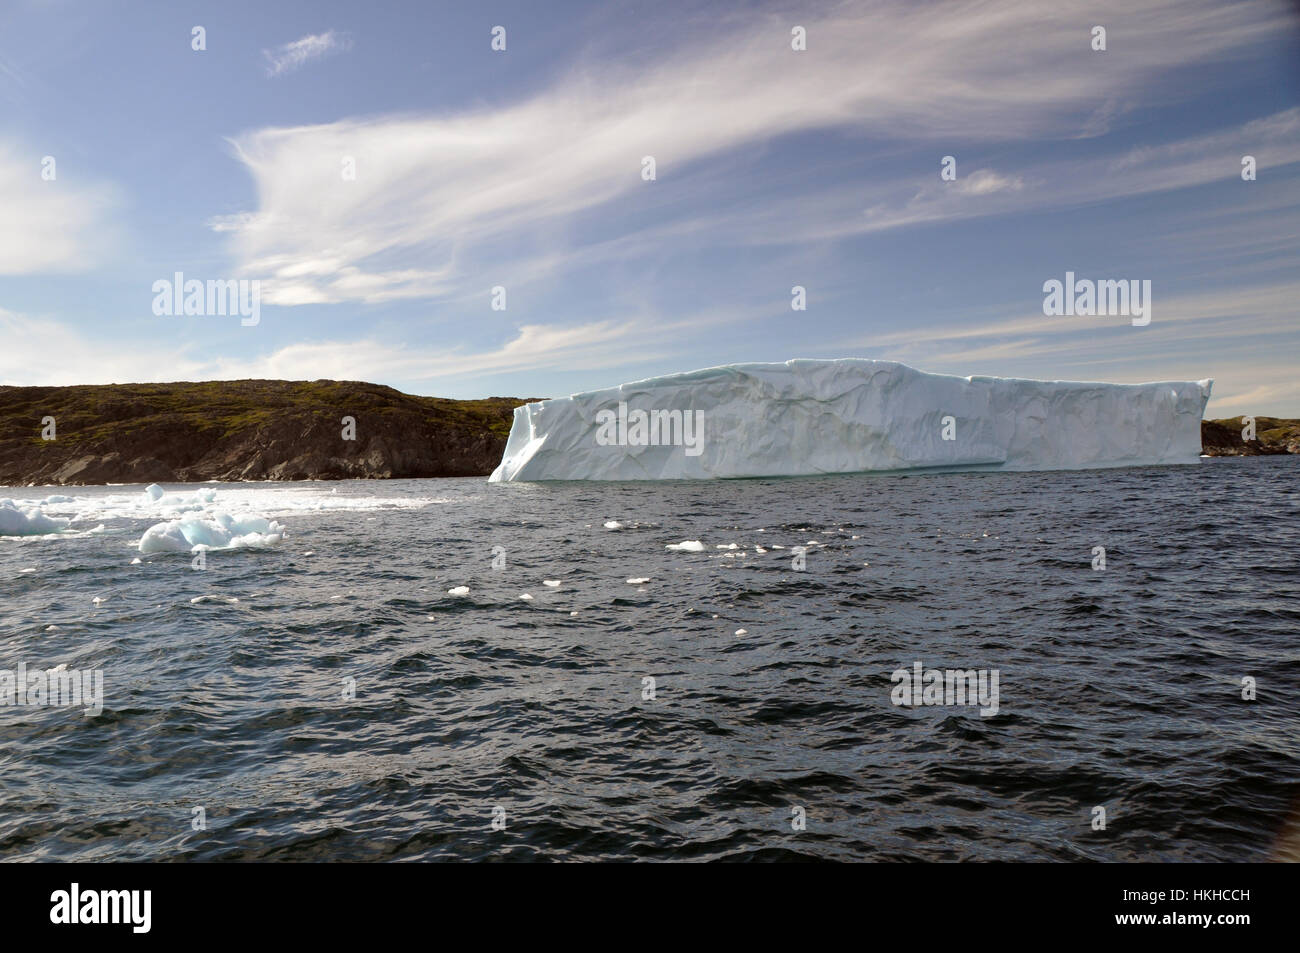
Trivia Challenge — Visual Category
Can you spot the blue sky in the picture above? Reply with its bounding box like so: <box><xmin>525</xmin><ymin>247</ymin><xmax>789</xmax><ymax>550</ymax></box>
<box><xmin>2</xmin><ymin>0</ymin><xmax>1298</xmax><ymax>413</ymax></box>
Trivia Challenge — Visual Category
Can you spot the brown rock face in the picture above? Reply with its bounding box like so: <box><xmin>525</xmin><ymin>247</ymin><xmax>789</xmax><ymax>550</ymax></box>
<box><xmin>1200</xmin><ymin>417</ymin><xmax>1299</xmax><ymax>456</ymax></box>
<box><xmin>0</xmin><ymin>380</ymin><xmax>535</xmax><ymax>486</ymax></box>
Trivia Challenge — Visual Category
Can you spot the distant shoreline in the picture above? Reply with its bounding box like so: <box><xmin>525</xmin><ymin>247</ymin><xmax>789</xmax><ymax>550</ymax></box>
<box><xmin>0</xmin><ymin>379</ymin><xmax>534</xmax><ymax>486</ymax></box>
<box><xmin>1</xmin><ymin>378</ymin><xmax>1294</xmax><ymax>486</ymax></box>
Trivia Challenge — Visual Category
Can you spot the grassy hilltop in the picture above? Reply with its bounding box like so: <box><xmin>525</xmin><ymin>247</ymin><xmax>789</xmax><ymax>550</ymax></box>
<box><xmin>0</xmin><ymin>379</ymin><xmax>534</xmax><ymax>485</ymax></box>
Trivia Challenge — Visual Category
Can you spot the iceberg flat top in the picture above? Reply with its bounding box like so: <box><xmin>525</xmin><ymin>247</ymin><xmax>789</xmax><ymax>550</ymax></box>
<box><xmin>489</xmin><ymin>359</ymin><xmax>1213</xmax><ymax>482</ymax></box>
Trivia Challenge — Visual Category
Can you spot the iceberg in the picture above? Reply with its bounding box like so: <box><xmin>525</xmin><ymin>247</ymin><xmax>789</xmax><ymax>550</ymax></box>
<box><xmin>0</xmin><ymin>499</ymin><xmax>72</xmax><ymax>536</ymax></box>
<box><xmin>137</xmin><ymin>512</ymin><xmax>286</xmax><ymax>554</ymax></box>
<box><xmin>488</xmin><ymin>359</ymin><xmax>1212</xmax><ymax>482</ymax></box>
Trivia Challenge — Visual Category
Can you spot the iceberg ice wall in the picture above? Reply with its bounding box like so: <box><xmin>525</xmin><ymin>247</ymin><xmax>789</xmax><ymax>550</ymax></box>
<box><xmin>488</xmin><ymin>359</ymin><xmax>1212</xmax><ymax>482</ymax></box>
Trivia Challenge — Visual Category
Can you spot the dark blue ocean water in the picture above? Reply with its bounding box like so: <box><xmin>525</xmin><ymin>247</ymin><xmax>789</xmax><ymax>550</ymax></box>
<box><xmin>2</xmin><ymin>457</ymin><xmax>1298</xmax><ymax>861</ymax></box>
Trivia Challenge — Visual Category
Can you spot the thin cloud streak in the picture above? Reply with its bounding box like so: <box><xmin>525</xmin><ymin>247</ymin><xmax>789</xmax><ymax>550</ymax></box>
<box><xmin>263</xmin><ymin>30</ymin><xmax>352</xmax><ymax>78</ymax></box>
<box><xmin>218</xmin><ymin>0</ymin><xmax>1290</xmax><ymax>304</ymax></box>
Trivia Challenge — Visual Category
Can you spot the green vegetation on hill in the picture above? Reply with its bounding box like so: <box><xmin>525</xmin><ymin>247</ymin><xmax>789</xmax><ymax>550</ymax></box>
<box><xmin>1201</xmin><ymin>416</ymin><xmax>1300</xmax><ymax>456</ymax></box>
<box><xmin>0</xmin><ymin>379</ymin><xmax>537</xmax><ymax>485</ymax></box>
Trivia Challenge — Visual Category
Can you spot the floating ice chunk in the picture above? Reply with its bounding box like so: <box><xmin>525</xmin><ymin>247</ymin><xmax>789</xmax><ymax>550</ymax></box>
<box><xmin>543</xmin><ymin>580</ymin><xmax>561</xmax><ymax>588</ymax></box>
<box><xmin>603</xmin><ymin>520</ymin><xmax>624</xmax><ymax>530</ymax></box>
<box><xmin>627</xmin><ymin>577</ymin><xmax>650</xmax><ymax>584</ymax></box>
<box><xmin>0</xmin><ymin>499</ymin><xmax>72</xmax><ymax>536</ymax></box>
<box><xmin>489</xmin><ymin>359</ymin><xmax>1212</xmax><ymax>480</ymax></box>
<box><xmin>130</xmin><ymin>557</ymin><xmax>142</xmax><ymax>565</ymax></box>
<box><xmin>716</xmin><ymin>543</ymin><xmax>738</xmax><ymax>550</ymax></box>
<box><xmin>755</xmin><ymin>546</ymin><xmax>767</xmax><ymax>554</ymax></box>
<box><xmin>735</xmin><ymin>628</ymin><xmax>747</xmax><ymax>636</ymax></box>
<box><xmin>92</xmin><ymin>596</ymin><xmax>106</xmax><ymax>604</ymax></box>
<box><xmin>145</xmin><ymin>483</ymin><xmax>165</xmax><ymax>501</ymax></box>
<box><xmin>520</xmin><ymin>593</ymin><xmax>534</xmax><ymax>601</ymax></box>
<box><xmin>138</xmin><ymin>511</ymin><xmax>285</xmax><ymax>554</ymax></box>
<box><xmin>666</xmin><ymin>540</ymin><xmax>705</xmax><ymax>552</ymax></box>
<box><xmin>447</xmin><ymin>586</ymin><xmax>470</xmax><ymax>596</ymax></box>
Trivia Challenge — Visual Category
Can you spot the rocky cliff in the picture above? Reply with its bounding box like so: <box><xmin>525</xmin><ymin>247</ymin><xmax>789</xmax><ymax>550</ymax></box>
<box><xmin>0</xmin><ymin>380</ymin><xmax>533</xmax><ymax>485</ymax></box>
<box><xmin>1200</xmin><ymin>416</ymin><xmax>1300</xmax><ymax>456</ymax></box>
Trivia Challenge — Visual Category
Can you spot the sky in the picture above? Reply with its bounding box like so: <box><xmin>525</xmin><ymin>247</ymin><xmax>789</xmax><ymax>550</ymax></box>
<box><xmin>1</xmin><ymin>0</ymin><xmax>1298</xmax><ymax>414</ymax></box>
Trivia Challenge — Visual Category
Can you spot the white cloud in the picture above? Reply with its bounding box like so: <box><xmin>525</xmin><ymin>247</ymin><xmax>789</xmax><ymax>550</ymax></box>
<box><xmin>219</xmin><ymin>0</ymin><xmax>1290</xmax><ymax>304</ymax></box>
<box><xmin>0</xmin><ymin>310</ymin><xmax>673</xmax><ymax>392</ymax></box>
<box><xmin>0</xmin><ymin>141</ymin><xmax>121</xmax><ymax>274</ymax></box>
<box><xmin>843</xmin><ymin>279</ymin><xmax>1300</xmax><ymax>415</ymax></box>
<box><xmin>263</xmin><ymin>30</ymin><xmax>352</xmax><ymax>78</ymax></box>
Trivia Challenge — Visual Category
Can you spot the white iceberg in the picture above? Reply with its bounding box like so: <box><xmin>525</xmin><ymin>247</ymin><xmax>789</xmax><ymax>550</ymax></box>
<box><xmin>138</xmin><ymin>512</ymin><xmax>285</xmax><ymax>554</ymax></box>
<box><xmin>0</xmin><ymin>499</ymin><xmax>72</xmax><ymax>536</ymax></box>
<box><xmin>488</xmin><ymin>359</ymin><xmax>1212</xmax><ymax>481</ymax></box>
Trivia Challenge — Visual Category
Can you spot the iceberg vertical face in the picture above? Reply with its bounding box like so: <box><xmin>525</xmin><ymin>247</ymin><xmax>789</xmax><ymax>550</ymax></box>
<box><xmin>488</xmin><ymin>359</ymin><xmax>1213</xmax><ymax>482</ymax></box>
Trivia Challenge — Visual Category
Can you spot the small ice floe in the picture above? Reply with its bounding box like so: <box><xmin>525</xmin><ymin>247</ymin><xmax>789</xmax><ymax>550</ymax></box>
<box><xmin>543</xmin><ymin>580</ymin><xmax>561</xmax><ymax>588</ymax></box>
<box><xmin>569</xmin><ymin>611</ymin><xmax>578</xmax><ymax>617</ymax></box>
<box><xmin>190</xmin><ymin>595</ymin><xmax>239</xmax><ymax>604</ymax></box>
<box><xmin>302</xmin><ymin>550</ymin><xmax>314</xmax><ymax>556</ymax></box>
<box><xmin>715</xmin><ymin>543</ymin><xmax>738</xmax><ymax>550</ymax></box>
<box><xmin>44</xmin><ymin>625</ymin><xmax>58</xmax><ymax>632</ymax></box>
<box><xmin>19</xmin><ymin>568</ymin><xmax>36</xmax><ymax>574</ymax></box>
<box><xmin>447</xmin><ymin>586</ymin><xmax>470</xmax><ymax>596</ymax></box>
<box><xmin>603</xmin><ymin>520</ymin><xmax>624</xmax><ymax>530</ymax></box>
<box><xmin>754</xmin><ymin>546</ymin><xmax>767</xmax><ymax>554</ymax></box>
<box><xmin>130</xmin><ymin>557</ymin><xmax>142</xmax><ymax>565</ymax></box>
<box><xmin>666</xmin><ymin>540</ymin><xmax>705</xmax><ymax>552</ymax></box>
<box><xmin>0</xmin><ymin>499</ymin><xmax>71</xmax><ymax>537</ymax></box>
<box><xmin>627</xmin><ymin>577</ymin><xmax>650</xmax><ymax>584</ymax></box>
<box><xmin>771</xmin><ymin>544</ymin><xmax>785</xmax><ymax>550</ymax></box>
<box><xmin>92</xmin><ymin>596</ymin><xmax>107</xmax><ymax>605</ymax></box>
<box><xmin>46</xmin><ymin>663</ymin><xmax>67</xmax><ymax>675</ymax></box>
<box><xmin>735</xmin><ymin>628</ymin><xmax>747</xmax><ymax>636</ymax></box>
<box><xmin>138</xmin><ymin>512</ymin><xmax>285</xmax><ymax>554</ymax></box>
<box><xmin>806</xmin><ymin>540</ymin><xmax>820</xmax><ymax>546</ymax></box>
<box><xmin>520</xmin><ymin>593</ymin><xmax>534</xmax><ymax>601</ymax></box>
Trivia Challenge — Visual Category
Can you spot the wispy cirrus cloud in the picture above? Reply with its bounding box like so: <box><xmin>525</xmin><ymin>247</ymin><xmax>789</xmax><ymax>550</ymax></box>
<box><xmin>0</xmin><ymin>140</ymin><xmax>121</xmax><ymax>274</ymax></box>
<box><xmin>217</xmin><ymin>0</ymin><xmax>1290</xmax><ymax>306</ymax></box>
<box><xmin>841</xmin><ymin>278</ymin><xmax>1300</xmax><ymax>415</ymax></box>
<box><xmin>0</xmin><ymin>310</ymin><xmax>668</xmax><ymax>391</ymax></box>
<box><xmin>263</xmin><ymin>30</ymin><xmax>352</xmax><ymax>78</ymax></box>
